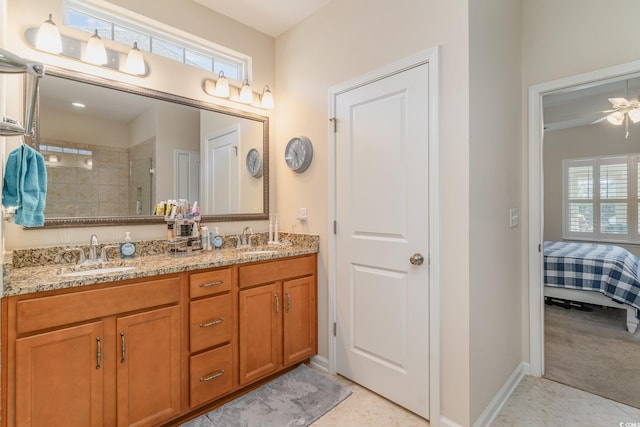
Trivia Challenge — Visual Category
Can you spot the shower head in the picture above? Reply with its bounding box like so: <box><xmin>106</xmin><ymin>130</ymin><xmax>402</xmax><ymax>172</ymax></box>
<box><xmin>0</xmin><ymin>48</ymin><xmax>45</xmax><ymax>137</ymax></box>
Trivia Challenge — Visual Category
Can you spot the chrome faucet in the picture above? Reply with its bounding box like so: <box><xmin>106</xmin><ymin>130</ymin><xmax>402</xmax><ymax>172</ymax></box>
<box><xmin>89</xmin><ymin>234</ymin><xmax>99</xmax><ymax>261</ymax></box>
<box><xmin>240</xmin><ymin>226</ymin><xmax>254</xmax><ymax>248</ymax></box>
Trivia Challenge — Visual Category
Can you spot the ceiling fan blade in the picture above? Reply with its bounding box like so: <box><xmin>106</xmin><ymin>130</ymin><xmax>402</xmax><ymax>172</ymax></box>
<box><xmin>609</xmin><ymin>97</ymin><xmax>630</xmax><ymax>107</ymax></box>
<box><xmin>591</xmin><ymin>116</ymin><xmax>608</xmax><ymax>125</ymax></box>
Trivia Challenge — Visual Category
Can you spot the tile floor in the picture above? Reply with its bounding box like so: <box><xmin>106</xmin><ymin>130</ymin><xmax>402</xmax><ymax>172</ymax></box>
<box><xmin>313</xmin><ymin>372</ymin><xmax>640</xmax><ymax>427</ymax></box>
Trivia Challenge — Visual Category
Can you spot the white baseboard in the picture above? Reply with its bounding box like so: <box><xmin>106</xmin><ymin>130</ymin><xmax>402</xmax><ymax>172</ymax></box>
<box><xmin>440</xmin><ymin>416</ymin><xmax>464</xmax><ymax>427</ymax></box>
<box><xmin>471</xmin><ymin>361</ymin><xmax>530</xmax><ymax>427</ymax></box>
<box><xmin>310</xmin><ymin>355</ymin><xmax>329</xmax><ymax>372</ymax></box>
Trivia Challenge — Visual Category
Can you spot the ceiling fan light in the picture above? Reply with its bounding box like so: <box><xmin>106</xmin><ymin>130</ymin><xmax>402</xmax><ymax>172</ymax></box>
<box><xmin>628</xmin><ymin>108</ymin><xmax>640</xmax><ymax>123</ymax></box>
<box><xmin>607</xmin><ymin>111</ymin><xmax>625</xmax><ymax>125</ymax></box>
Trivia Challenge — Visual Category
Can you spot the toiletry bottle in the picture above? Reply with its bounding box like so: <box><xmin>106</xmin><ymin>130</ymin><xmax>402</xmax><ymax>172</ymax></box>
<box><xmin>201</xmin><ymin>226</ymin><xmax>209</xmax><ymax>250</ymax></box>
<box><xmin>213</xmin><ymin>227</ymin><xmax>223</xmax><ymax>250</ymax></box>
<box><xmin>120</xmin><ymin>232</ymin><xmax>136</xmax><ymax>259</ymax></box>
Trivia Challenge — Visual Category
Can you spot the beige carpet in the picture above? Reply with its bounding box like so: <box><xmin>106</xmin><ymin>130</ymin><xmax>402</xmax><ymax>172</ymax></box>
<box><xmin>544</xmin><ymin>302</ymin><xmax>640</xmax><ymax>409</ymax></box>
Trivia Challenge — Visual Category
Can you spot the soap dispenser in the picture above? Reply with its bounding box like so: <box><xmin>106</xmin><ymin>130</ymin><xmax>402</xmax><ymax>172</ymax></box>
<box><xmin>120</xmin><ymin>232</ymin><xmax>136</xmax><ymax>259</ymax></box>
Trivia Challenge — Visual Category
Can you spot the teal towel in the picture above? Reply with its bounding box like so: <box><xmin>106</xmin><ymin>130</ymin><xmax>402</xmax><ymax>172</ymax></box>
<box><xmin>2</xmin><ymin>145</ymin><xmax>47</xmax><ymax>227</ymax></box>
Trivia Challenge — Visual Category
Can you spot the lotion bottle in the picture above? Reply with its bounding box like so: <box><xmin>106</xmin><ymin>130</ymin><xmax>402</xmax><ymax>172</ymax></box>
<box><xmin>212</xmin><ymin>227</ymin><xmax>223</xmax><ymax>250</ymax></box>
<box><xmin>120</xmin><ymin>232</ymin><xmax>136</xmax><ymax>259</ymax></box>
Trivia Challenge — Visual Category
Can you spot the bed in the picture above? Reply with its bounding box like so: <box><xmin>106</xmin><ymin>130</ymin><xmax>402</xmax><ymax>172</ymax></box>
<box><xmin>543</xmin><ymin>241</ymin><xmax>640</xmax><ymax>333</ymax></box>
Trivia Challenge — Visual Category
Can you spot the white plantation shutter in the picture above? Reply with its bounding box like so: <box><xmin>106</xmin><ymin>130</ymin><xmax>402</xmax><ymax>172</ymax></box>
<box><xmin>563</xmin><ymin>155</ymin><xmax>639</xmax><ymax>243</ymax></box>
<box><xmin>565</xmin><ymin>159</ymin><xmax>594</xmax><ymax>239</ymax></box>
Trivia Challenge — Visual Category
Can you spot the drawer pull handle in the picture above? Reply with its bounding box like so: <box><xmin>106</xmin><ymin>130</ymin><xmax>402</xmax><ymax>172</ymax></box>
<box><xmin>199</xmin><ymin>280</ymin><xmax>224</xmax><ymax>288</ymax></box>
<box><xmin>120</xmin><ymin>332</ymin><xmax>126</xmax><ymax>363</ymax></box>
<box><xmin>199</xmin><ymin>317</ymin><xmax>224</xmax><ymax>327</ymax></box>
<box><xmin>285</xmin><ymin>291</ymin><xmax>291</xmax><ymax>313</ymax></box>
<box><xmin>274</xmin><ymin>293</ymin><xmax>280</xmax><ymax>315</ymax></box>
<box><xmin>96</xmin><ymin>337</ymin><xmax>102</xmax><ymax>370</ymax></box>
<box><xmin>200</xmin><ymin>369</ymin><xmax>225</xmax><ymax>382</ymax></box>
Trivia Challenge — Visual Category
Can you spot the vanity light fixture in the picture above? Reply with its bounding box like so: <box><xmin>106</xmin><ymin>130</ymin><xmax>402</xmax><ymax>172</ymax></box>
<box><xmin>35</xmin><ymin>14</ymin><xmax>62</xmax><ymax>54</ymax></box>
<box><xmin>122</xmin><ymin>42</ymin><xmax>145</xmax><ymax>75</ymax></box>
<box><xmin>214</xmin><ymin>71</ymin><xmax>230</xmax><ymax>98</ymax></box>
<box><xmin>239</xmin><ymin>79</ymin><xmax>253</xmax><ymax>104</ymax></box>
<box><xmin>84</xmin><ymin>30</ymin><xmax>108</xmax><ymax>65</ymax></box>
<box><xmin>203</xmin><ymin>79</ymin><xmax>216</xmax><ymax>96</ymax></box>
<box><xmin>261</xmin><ymin>85</ymin><xmax>274</xmax><ymax>109</ymax></box>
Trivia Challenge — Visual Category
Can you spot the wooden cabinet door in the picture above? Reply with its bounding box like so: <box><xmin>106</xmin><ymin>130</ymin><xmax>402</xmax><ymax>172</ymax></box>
<box><xmin>15</xmin><ymin>321</ymin><xmax>104</xmax><ymax>427</ymax></box>
<box><xmin>238</xmin><ymin>283</ymin><xmax>281</xmax><ymax>385</ymax></box>
<box><xmin>283</xmin><ymin>276</ymin><xmax>317</xmax><ymax>366</ymax></box>
<box><xmin>116</xmin><ymin>306</ymin><xmax>181</xmax><ymax>427</ymax></box>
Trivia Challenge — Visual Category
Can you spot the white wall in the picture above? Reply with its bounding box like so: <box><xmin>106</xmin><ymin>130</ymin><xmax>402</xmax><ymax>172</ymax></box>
<box><xmin>275</xmin><ymin>0</ymin><xmax>472</xmax><ymax>424</ymax></box>
<box><xmin>543</xmin><ymin>123</ymin><xmax>640</xmax><ymax>257</ymax></box>
<box><xmin>469</xmin><ymin>0</ymin><xmax>522</xmax><ymax>422</ymax></box>
<box><xmin>521</xmin><ymin>0</ymin><xmax>640</xmax><ymax>365</ymax></box>
<box><xmin>3</xmin><ymin>0</ymin><xmax>275</xmax><ymax>247</ymax></box>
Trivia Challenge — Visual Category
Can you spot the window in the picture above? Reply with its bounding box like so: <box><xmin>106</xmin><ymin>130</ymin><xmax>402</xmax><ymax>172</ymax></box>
<box><xmin>564</xmin><ymin>155</ymin><xmax>639</xmax><ymax>242</ymax></box>
<box><xmin>63</xmin><ymin>0</ymin><xmax>249</xmax><ymax>81</ymax></box>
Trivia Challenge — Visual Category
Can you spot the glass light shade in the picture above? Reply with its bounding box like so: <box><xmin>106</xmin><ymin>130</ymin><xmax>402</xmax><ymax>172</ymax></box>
<box><xmin>239</xmin><ymin>80</ymin><xmax>253</xmax><ymax>104</ymax></box>
<box><xmin>203</xmin><ymin>79</ymin><xmax>216</xmax><ymax>96</ymax></box>
<box><xmin>213</xmin><ymin>71</ymin><xmax>230</xmax><ymax>98</ymax></box>
<box><xmin>36</xmin><ymin>14</ymin><xmax>62</xmax><ymax>54</ymax></box>
<box><xmin>122</xmin><ymin>42</ymin><xmax>145</xmax><ymax>75</ymax></box>
<box><xmin>261</xmin><ymin>85</ymin><xmax>274</xmax><ymax>109</ymax></box>
<box><xmin>607</xmin><ymin>111</ymin><xmax>625</xmax><ymax>125</ymax></box>
<box><xmin>628</xmin><ymin>108</ymin><xmax>640</xmax><ymax>123</ymax></box>
<box><xmin>84</xmin><ymin>30</ymin><xmax>107</xmax><ymax>65</ymax></box>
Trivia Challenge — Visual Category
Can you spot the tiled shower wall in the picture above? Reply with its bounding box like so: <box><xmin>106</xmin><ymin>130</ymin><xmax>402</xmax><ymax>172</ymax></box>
<box><xmin>42</xmin><ymin>139</ymin><xmax>130</xmax><ymax>218</ymax></box>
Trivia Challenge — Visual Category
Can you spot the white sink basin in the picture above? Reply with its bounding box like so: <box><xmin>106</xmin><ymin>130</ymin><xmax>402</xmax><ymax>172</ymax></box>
<box><xmin>238</xmin><ymin>250</ymin><xmax>279</xmax><ymax>256</ymax></box>
<box><xmin>60</xmin><ymin>266</ymin><xmax>136</xmax><ymax>277</ymax></box>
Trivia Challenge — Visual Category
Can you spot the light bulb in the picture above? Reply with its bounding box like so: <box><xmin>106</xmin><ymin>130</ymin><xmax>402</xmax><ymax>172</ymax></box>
<box><xmin>84</xmin><ymin>29</ymin><xmax>107</xmax><ymax>65</ymax></box>
<box><xmin>628</xmin><ymin>108</ymin><xmax>640</xmax><ymax>123</ymax></box>
<box><xmin>122</xmin><ymin>42</ymin><xmax>145</xmax><ymax>75</ymax></box>
<box><xmin>239</xmin><ymin>79</ymin><xmax>253</xmax><ymax>104</ymax></box>
<box><xmin>36</xmin><ymin>13</ymin><xmax>62</xmax><ymax>54</ymax></box>
<box><xmin>214</xmin><ymin>71</ymin><xmax>230</xmax><ymax>98</ymax></box>
<box><xmin>607</xmin><ymin>111</ymin><xmax>625</xmax><ymax>125</ymax></box>
<box><xmin>261</xmin><ymin>85</ymin><xmax>274</xmax><ymax>109</ymax></box>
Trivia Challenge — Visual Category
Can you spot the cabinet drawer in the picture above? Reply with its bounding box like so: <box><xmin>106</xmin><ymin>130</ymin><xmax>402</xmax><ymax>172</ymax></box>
<box><xmin>239</xmin><ymin>255</ymin><xmax>315</xmax><ymax>288</ymax></box>
<box><xmin>190</xmin><ymin>294</ymin><xmax>232</xmax><ymax>352</ymax></box>
<box><xmin>190</xmin><ymin>345</ymin><xmax>232</xmax><ymax>408</ymax></box>
<box><xmin>16</xmin><ymin>276</ymin><xmax>181</xmax><ymax>335</ymax></box>
<box><xmin>190</xmin><ymin>268</ymin><xmax>232</xmax><ymax>298</ymax></box>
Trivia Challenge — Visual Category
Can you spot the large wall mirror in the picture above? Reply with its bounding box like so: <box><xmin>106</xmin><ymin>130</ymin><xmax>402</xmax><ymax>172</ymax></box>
<box><xmin>34</xmin><ymin>67</ymin><xmax>269</xmax><ymax>228</ymax></box>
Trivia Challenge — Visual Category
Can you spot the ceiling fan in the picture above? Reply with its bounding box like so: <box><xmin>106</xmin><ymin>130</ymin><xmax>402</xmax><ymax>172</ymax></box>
<box><xmin>592</xmin><ymin>84</ymin><xmax>640</xmax><ymax>139</ymax></box>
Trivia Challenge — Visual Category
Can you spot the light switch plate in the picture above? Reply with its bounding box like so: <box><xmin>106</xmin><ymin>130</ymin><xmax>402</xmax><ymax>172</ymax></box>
<box><xmin>509</xmin><ymin>208</ymin><xmax>519</xmax><ymax>228</ymax></box>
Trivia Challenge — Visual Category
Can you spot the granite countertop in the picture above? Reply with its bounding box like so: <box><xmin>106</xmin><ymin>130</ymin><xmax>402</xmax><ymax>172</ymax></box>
<box><xmin>4</xmin><ymin>233</ymin><xmax>319</xmax><ymax>297</ymax></box>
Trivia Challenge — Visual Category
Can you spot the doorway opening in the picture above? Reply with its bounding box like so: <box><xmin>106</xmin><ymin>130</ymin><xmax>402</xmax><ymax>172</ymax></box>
<box><xmin>529</xmin><ymin>60</ymin><xmax>640</xmax><ymax>409</ymax></box>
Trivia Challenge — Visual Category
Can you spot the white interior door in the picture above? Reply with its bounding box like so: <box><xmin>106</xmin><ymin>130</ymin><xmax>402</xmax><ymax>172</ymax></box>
<box><xmin>335</xmin><ymin>63</ymin><xmax>430</xmax><ymax>418</ymax></box>
<box><xmin>203</xmin><ymin>126</ymin><xmax>239</xmax><ymax>214</ymax></box>
<box><xmin>174</xmin><ymin>149</ymin><xmax>200</xmax><ymax>203</ymax></box>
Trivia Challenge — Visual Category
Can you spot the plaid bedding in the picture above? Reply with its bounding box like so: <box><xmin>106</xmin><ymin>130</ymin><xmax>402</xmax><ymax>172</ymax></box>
<box><xmin>544</xmin><ymin>241</ymin><xmax>640</xmax><ymax>311</ymax></box>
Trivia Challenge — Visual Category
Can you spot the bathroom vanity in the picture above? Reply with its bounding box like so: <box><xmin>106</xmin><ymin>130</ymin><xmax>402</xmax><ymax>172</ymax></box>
<box><xmin>0</xmin><ymin>240</ymin><xmax>318</xmax><ymax>427</ymax></box>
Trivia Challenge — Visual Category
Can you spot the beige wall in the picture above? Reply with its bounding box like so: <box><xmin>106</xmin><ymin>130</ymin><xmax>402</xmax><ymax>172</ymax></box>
<box><xmin>469</xmin><ymin>0</ymin><xmax>522</xmax><ymax>422</ymax></box>
<box><xmin>3</xmin><ymin>0</ymin><xmax>275</xmax><ymax>247</ymax></box>
<box><xmin>521</xmin><ymin>0</ymin><xmax>640</xmax><ymax>365</ymax></box>
<box><xmin>543</xmin><ymin>123</ymin><xmax>640</xmax><ymax>257</ymax></box>
<box><xmin>275</xmin><ymin>0</ymin><xmax>472</xmax><ymax>424</ymax></box>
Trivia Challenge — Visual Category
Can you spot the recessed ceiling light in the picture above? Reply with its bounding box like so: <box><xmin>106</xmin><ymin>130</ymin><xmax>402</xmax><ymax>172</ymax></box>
<box><xmin>71</xmin><ymin>102</ymin><xmax>86</xmax><ymax>108</ymax></box>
